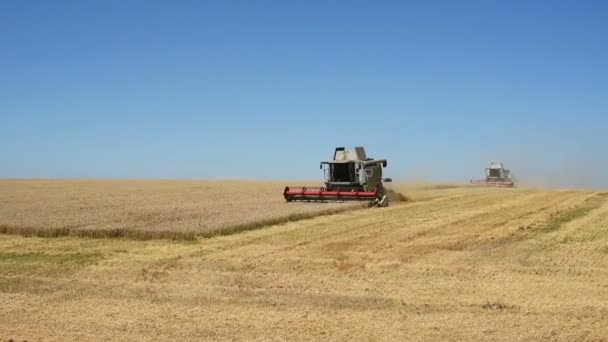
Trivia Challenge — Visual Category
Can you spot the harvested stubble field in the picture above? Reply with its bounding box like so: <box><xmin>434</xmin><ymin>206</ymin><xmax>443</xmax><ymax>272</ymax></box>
<box><xmin>1</xmin><ymin>181</ymin><xmax>608</xmax><ymax>340</ymax></box>
<box><xmin>0</xmin><ymin>179</ymin><xmax>361</xmax><ymax>239</ymax></box>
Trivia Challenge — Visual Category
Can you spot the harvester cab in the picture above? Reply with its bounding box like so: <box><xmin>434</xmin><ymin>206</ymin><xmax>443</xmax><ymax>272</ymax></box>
<box><xmin>487</xmin><ymin>162</ymin><xmax>511</xmax><ymax>181</ymax></box>
<box><xmin>471</xmin><ymin>162</ymin><xmax>515</xmax><ymax>187</ymax></box>
<box><xmin>284</xmin><ymin>147</ymin><xmax>392</xmax><ymax>206</ymax></box>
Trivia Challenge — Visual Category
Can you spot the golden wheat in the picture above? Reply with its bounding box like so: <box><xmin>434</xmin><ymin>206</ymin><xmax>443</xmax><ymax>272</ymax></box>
<box><xmin>1</xmin><ymin>187</ymin><xmax>607</xmax><ymax>340</ymax></box>
<box><xmin>0</xmin><ymin>179</ymin><xmax>361</xmax><ymax>239</ymax></box>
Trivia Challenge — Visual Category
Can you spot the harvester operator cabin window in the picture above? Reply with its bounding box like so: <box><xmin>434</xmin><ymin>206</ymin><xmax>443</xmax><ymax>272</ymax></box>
<box><xmin>331</xmin><ymin>163</ymin><xmax>356</xmax><ymax>182</ymax></box>
<box><xmin>489</xmin><ymin>169</ymin><xmax>501</xmax><ymax>178</ymax></box>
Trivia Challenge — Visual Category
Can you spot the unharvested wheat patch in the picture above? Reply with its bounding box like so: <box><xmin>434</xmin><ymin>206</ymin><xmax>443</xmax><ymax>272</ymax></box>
<box><xmin>0</xmin><ymin>180</ymin><xmax>365</xmax><ymax>239</ymax></box>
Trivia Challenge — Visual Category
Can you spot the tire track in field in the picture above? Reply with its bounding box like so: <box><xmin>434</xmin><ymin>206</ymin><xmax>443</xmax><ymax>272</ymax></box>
<box><xmin>176</xmin><ymin>189</ymin><xmax>602</xmax><ymax>318</ymax></box>
<box><xmin>198</xmin><ymin>189</ymin><xmax>529</xmax><ymax>260</ymax></box>
<box><xmin>312</xmin><ymin>190</ymin><xmax>578</xmax><ymax>259</ymax></box>
<box><xmin>195</xmin><ymin>189</ymin><xmax>576</xmax><ymax>275</ymax></box>
<box><xmin>515</xmin><ymin>192</ymin><xmax>608</xmax><ymax>274</ymax></box>
<box><xmin>282</xmin><ymin>189</ymin><xmax>596</xmax><ymax>279</ymax></box>
<box><xmin>443</xmin><ymin>191</ymin><xmax>608</xmax><ymax>282</ymax></box>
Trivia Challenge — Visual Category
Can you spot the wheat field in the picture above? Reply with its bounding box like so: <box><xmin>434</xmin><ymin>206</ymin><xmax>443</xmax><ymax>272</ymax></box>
<box><xmin>1</xmin><ymin>184</ymin><xmax>608</xmax><ymax>340</ymax></box>
<box><xmin>0</xmin><ymin>179</ymin><xmax>361</xmax><ymax>239</ymax></box>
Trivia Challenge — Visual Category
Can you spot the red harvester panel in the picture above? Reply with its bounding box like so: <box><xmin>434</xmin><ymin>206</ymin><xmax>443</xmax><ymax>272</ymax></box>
<box><xmin>283</xmin><ymin>187</ymin><xmax>378</xmax><ymax>202</ymax></box>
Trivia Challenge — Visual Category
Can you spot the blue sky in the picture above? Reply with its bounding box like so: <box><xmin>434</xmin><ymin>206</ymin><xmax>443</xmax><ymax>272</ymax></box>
<box><xmin>1</xmin><ymin>1</ymin><xmax>607</xmax><ymax>188</ymax></box>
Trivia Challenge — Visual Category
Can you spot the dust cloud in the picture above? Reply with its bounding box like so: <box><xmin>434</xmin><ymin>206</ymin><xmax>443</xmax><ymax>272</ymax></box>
<box><xmin>389</xmin><ymin>149</ymin><xmax>607</xmax><ymax>190</ymax></box>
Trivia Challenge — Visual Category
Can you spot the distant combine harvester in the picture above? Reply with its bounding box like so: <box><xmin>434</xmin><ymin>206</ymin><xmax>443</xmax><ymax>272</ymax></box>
<box><xmin>470</xmin><ymin>162</ymin><xmax>515</xmax><ymax>188</ymax></box>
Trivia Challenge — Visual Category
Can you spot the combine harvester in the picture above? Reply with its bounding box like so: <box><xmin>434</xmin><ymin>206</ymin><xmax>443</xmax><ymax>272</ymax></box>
<box><xmin>470</xmin><ymin>162</ymin><xmax>515</xmax><ymax>188</ymax></box>
<box><xmin>283</xmin><ymin>147</ymin><xmax>393</xmax><ymax>207</ymax></box>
